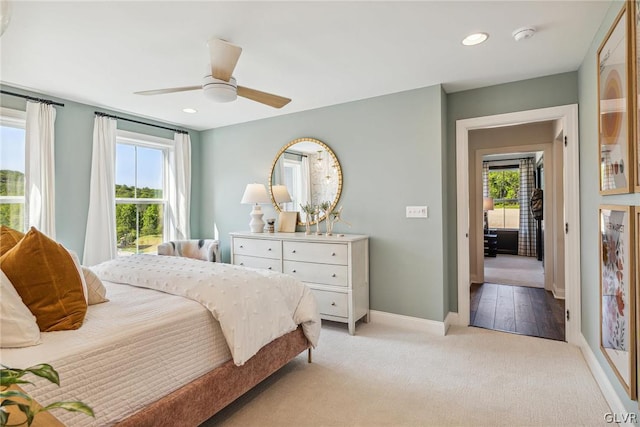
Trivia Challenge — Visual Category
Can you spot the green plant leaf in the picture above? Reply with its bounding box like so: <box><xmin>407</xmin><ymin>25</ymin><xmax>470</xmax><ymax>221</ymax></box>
<box><xmin>43</xmin><ymin>401</ymin><xmax>94</xmax><ymax>417</ymax></box>
<box><xmin>0</xmin><ymin>390</ymin><xmax>32</xmax><ymax>402</ymax></box>
<box><xmin>0</xmin><ymin>368</ymin><xmax>26</xmax><ymax>387</ymax></box>
<box><xmin>17</xmin><ymin>403</ymin><xmax>34</xmax><ymax>426</ymax></box>
<box><xmin>0</xmin><ymin>407</ymin><xmax>8</xmax><ymax>426</ymax></box>
<box><xmin>23</xmin><ymin>365</ymin><xmax>59</xmax><ymax>386</ymax></box>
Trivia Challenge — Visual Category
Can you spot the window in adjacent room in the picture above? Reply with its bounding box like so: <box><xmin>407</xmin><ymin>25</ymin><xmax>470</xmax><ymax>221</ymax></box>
<box><xmin>115</xmin><ymin>130</ymin><xmax>170</xmax><ymax>256</ymax></box>
<box><xmin>487</xmin><ymin>167</ymin><xmax>520</xmax><ymax>229</ymax></box>
<box><xmin>0</xmin><ymin>108</ymin><xmax>27</xmax><ymax>232</ymax></box>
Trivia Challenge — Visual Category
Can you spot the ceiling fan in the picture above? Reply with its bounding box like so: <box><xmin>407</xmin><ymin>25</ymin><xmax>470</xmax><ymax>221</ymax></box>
<box><xmin>134</xmin><ymin>39</ymin><xmax>291</xmax><ymax>109</ymax></box>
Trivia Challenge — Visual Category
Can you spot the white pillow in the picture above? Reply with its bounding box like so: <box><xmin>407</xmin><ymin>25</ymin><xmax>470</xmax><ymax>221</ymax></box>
<box><xmin>0</xmin><ymin>269</ymin><xmax>41</xmax><ymax>347</ymax></box>
<box><xmin>67</xmin><ymin>250</ymin><xmax>89</xmax><ymax>304</ymax></box>
<box><xmin>81</xmin><ymin>266</ymin><xmax>109</xmax><ymax>305</ymax></box>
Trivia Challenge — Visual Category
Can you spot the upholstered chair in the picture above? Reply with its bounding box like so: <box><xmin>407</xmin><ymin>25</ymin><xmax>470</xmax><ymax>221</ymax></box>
<box><xmin>157</xmin><ymin>239</ymin><xmax>220</xmax><ymax>262</ymax></box>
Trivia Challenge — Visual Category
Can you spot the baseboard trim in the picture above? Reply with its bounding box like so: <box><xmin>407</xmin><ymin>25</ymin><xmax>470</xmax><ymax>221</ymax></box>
<box><xmin>578</xmin><ymin>334</ymin><xmax>633</xmax><ymax>424</ymax></box>
<box><xmin>552</xmin><ymin>284</ymin><xmax>566</xmax><ymax>300</ymax></box>
<box><xmin>369</xmin><ymin>310</ymin><xmax>447</xmax><ymax>336</ymax></box>
<box><xmin>444</xmin><ymin>312</ymin><xmax>458</xmax><ymax>334</ymax></box>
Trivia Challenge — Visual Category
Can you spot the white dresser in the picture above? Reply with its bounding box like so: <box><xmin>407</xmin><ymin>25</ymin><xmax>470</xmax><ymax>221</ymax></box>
<box><xmin>230</xmin><ymin>231</ymin><xmax>369</xmax><ymax>335</ymax></box>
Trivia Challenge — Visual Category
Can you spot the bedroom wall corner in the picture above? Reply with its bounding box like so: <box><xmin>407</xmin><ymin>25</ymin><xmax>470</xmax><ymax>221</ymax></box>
<box><xmin>199</xmin><ymin>84</ymin><xmax>448</xmax><ymax>322</ymax></box>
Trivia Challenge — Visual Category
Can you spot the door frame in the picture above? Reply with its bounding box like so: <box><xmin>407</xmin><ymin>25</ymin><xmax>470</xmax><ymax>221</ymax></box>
<box><xmin>455</xmin><ymin>104</ymin><xmax>581</xmax><ymax>344</ymax></box>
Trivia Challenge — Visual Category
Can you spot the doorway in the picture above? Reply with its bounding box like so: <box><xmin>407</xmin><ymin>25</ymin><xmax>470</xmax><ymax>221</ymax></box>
<box><xmin>455</xmin><ymin>105</ymin><xmax>581</xmax><ymax>344</ymax></box>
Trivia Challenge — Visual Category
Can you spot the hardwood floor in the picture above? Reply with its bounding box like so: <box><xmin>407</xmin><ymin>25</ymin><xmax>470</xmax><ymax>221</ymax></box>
<box><xmin>470</xmin><ymin>282</ymin><xmax>565</xmax><ymax>341</ymax></box>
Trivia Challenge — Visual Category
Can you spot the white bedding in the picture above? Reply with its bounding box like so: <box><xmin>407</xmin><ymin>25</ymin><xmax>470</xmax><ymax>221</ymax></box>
<box><xmin>92</xmin><ymin>254</ymin><xmax>320</xmax><ymax>365</ymax></box>
<box><xmin>0</xmin><ymin>281</ymin><xmax>231</xmax><ymax>427</ymax></box>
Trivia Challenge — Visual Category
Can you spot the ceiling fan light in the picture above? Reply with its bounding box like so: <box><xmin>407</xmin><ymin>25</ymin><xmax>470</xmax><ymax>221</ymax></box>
<box><xmin>203</xmin><ymin>76</ymin><xmax>237</xmax><ymax>103</ymax></box>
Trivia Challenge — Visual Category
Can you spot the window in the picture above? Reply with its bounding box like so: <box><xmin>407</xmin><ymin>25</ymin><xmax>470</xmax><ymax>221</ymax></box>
<box><xmin>487</xmin><ymin>168</ymin><xmax>520</xmax><ymax>229</ymax></box>
<box><xmin>115</xmin><ymin>131</ymin><xmax>170</xmax><ymax>256</ymax></box>
<box><xmin>0</xmin><ymin>108</ymin><xmax>26</xmax><ymax>232</ymax></box>
<box><xmin>282</xmin><ymin>157</ymin><xmax>303</xmax><ymax>211</ymax></box>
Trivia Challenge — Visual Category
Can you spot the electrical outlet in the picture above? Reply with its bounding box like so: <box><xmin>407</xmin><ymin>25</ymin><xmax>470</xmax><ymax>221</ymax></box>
<box><xmin>406</xmin><ymin>206</ymin><xmax>428</xmax><ymax>218</ymax></box>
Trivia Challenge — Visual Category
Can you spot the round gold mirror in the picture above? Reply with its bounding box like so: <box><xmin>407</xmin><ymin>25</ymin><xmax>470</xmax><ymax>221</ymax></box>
<box><xmin>269</xmin><ymin>137</ymin><xmax>343</xmax><ymax>225</ymax></box>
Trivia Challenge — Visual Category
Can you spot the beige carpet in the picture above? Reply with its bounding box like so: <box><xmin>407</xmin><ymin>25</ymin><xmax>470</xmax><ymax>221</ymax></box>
<box><xmin>484</xmin><ymin>254</ymin><xmax>544</xmax><ymax>288</ymax></box>
<box><xmin>203</xmin><ymin>322</ymin><xmax>610</xmax><ymax>427</ymax></box>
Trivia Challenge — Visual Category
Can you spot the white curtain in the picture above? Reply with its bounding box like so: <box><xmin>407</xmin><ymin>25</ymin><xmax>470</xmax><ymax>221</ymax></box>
<box><xmin>518</xmin><ymin>158</ymin><xmax>536</xmax><ymax>257</ymax></box>
<box><xmin>25</xmin><ymin>101</ymin><xmax>56</xmax><ymax>238</ymax></box>
<box><xmin>300</xmin><ymin>156</ymin><xmax>311</xmax><ymax>206</ymax></box>
<box><xmin>83</xmin><ymin>116</ymin><xmax>117</xmax><ymax>266</ymax></box>
<box><xmin>167</xmin><ymin>132</ymin><xmax>191</xmax><ymax>240</ymax></box>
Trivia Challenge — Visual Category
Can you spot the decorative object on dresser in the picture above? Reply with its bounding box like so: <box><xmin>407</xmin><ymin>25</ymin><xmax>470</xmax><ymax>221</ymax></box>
<box><xmin>265</xmin><ymin>218</ymin><xmax>275</xmax><ymax>233</ymax></box>
<box><xmin>230</xmin><ymin>231</ymin><xmax>369</xmax><ymax>335</ymax></box>
<box><xmin>300</xmin><ymin>203</ymin><xmax>317</xmax><ymax>235</ymax></box>
<box><xmin>241</xmin><ymin>183</ymin><xmax>270</xmax><ymax>233</ymax></box>
<box><xmin>269</xmin><ymin>137</ymin><xmax>343</xmax><ymax>227</ymax></box>
<box><xmin>277</xmin><ymin>211</ymin><xmax>298</xmax><ymax>232</ymax></box>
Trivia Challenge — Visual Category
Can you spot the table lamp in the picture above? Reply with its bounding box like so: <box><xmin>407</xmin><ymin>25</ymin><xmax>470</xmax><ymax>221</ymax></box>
<box><xmin>272</xmin><ymin>185</ymin><xmax>292</xmax><ymax>209</ymax></box>
<box><xmin>241</xmin><ymin>183</ymin><xmax>270</xmax><ymax>233</ymax></box>
<box><xmin>483</xmin><ymin>197</ymin><xmax>494</xmax><ymax>231</ymax></box>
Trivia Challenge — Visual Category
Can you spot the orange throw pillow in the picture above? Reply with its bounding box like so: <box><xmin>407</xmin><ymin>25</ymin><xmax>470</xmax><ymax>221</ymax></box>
<box><xmin>0</xmin><ymin>225</ymin><xmax>25</xmax><ymax>256</ymax></box>
<box><xmin>0</xmin><ymin>227</ymin><xmax>87</xmax><ymax>331</ymax></box>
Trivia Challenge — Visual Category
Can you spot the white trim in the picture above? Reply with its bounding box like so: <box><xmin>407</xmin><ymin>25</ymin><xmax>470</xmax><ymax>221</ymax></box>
<box><xmin>369</xmin><ymin>310</ymin><xmax>447</xmax><ymax>336</ymax></box>
<box><xmin>578</xmin><ymin>334</ymin><xmax>635</xmax><ymax>425</ymax></box>
<box><xmin>0</xmin><ymin>107</ymin><xmax>26</xmax><ymax>128</ymax></box>
<box><xmin>455</xmin><ymin>104</ymin><xmax>581</xmax><ymax>345</ymax></box>
<box><xmin>444</xmin><ymin>312</ymin><xmax>458</xmax><ymax>334</ymax></box>
<box><xmin>552</xmin><ymin>285</ymin><xmax>566</xmax><ymax>300</ymax></box>
<box><xmin>116</xmin><ymin>129</ymin><xmax>173</xmax><ymax>148</ymax></box>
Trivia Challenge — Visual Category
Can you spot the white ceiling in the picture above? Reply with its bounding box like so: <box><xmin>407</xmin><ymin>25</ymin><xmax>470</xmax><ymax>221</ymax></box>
<box><xmin>0</xmin><ymin>1</ymin><xmax>611</xmax><ymax>131</ymax></box>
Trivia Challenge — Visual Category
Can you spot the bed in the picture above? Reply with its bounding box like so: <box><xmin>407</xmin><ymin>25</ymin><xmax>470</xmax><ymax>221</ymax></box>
<box><xmin>0</xmin><ymin>254</ymin><xmax>320</xmax><ymax>426</ymax></box>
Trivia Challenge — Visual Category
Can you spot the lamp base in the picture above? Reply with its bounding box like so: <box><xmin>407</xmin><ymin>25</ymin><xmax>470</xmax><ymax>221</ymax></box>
<box><xmin>249</xmin><ymin>205</ymin><xmax>265</xmax><ymax>233</ymax></box>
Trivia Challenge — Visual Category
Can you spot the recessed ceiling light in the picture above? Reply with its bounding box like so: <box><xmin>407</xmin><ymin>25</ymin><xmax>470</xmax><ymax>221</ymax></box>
<box><xmin>182</xmin><ymin>108</ymin><xmax>197</xmax><ymax>114</ymax></box>
<box><xmin>462</xmin><ymin>32</ymin><xmax>489</xmax><ymax>46</ymax></box>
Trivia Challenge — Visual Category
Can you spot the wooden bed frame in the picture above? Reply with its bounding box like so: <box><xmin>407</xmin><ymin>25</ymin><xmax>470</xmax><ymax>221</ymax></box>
<box><xmin>116</xmin><ymin>326</ymin><xmax>310</xmax><ymax>427</ymax></box>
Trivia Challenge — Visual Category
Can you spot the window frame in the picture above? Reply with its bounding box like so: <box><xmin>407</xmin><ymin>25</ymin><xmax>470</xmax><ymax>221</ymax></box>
<box><xmin>115</xmin><ymin>130</ymin><xmax>172</xmax><ymax>255</ymax></box>
<box><xmin>487</xmin><ymin>166</ymin><xmax>521</xmax><ymax>230</ymax></box>
<box><xmin>0</xmin><ymin>107</ymin><xmax>27</xmax><ymax>231</ymax></box>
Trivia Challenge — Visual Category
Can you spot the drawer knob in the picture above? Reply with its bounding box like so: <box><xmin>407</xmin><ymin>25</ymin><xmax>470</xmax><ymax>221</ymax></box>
<box><xmin>331</xmin><ymin>302</ymin><xmax>336</xmax><ymax>306</ymax></box>
<box><xmin>268</xmin><ymin>248</ymin><xmax>272</xmax><ymax>251</ymax></box>
<box><xmin>240</xmin><ymin>245</ymin><xmax>244</xmax><ymax>248</ymax></box>
<box><xmin>331</xmin><ymin>252</ymin><xmax>336</xmax><ymax>256</ymax></box>
<box><xmin>292</xmin><ymin>250</ymin><xmax>296</xmax><ymax>253</ymax></box>
<box><xmin>292</xmin><ymin>269</ymin><xmax>296</xmax><ymax>273</ymax></box>
<box><xmin>268</xmin><ymin>267</ymin><xmax>272</xmax><ymax>270</ymax></box>
<box><xmin>240</xmin><ymin>262</ymin><xmax>244</xmax><ymax>266</ymax></box>
<box><xmin>332</xmin><ymin>273</ymin><xmax>336</xmax><ymax>277</ymax></box>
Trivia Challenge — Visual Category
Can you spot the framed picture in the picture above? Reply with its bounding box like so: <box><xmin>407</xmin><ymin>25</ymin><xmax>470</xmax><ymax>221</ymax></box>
<box><xmin>633</xmin><ymin>0</ymin><xmax>640</xmax><ymax>192</ymax></box>
<box><xmin>598</xmin><ymin>4</ymin><xmax>633</xmax><ymax>194</ymax></box>
<box><xmin>277</xmin><ymin>211</ymin><xmax>298</xmax><ymax>233</ymax></box>
<box><xmin>599</xmin><ymin>205</ymin><xmax>636</xmax><ymax>399</ymax></box>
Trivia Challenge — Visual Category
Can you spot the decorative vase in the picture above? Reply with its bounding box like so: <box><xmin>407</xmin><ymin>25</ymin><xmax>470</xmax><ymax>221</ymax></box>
<box><xmin>305</xmin><ymin>213</ymin><xmax>312</xmax><ymax>235</ymax></box>
<box><xmin>315</xmin><ymin>213</ymin><xmax>322</xmax><ymax>235</ymax></box>
<box><xmin>326</xmin><ymin>218</ymin><xmax>334</xmax><ymax>236</ymax></box>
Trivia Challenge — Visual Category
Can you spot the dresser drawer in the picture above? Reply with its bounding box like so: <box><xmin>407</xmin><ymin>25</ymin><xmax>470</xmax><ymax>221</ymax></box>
<box><xmin>233</xmin><ymin>255</ymin><xmax>282</xmax><ymax>272</ymax></box>
<box><xmin>233</xmin><ymin>238</ymin><xmax>281</xmax><ymax>259</ymax></box>
<box><xmin>283</xmin><ymin>260</ymin><xmax>348</xmax><ymax>287</ymax></box>
<box><xmin>312</xmin><ymin>289</ymin><xmax>348</xmax><ymax>318</ymax></box>
<box><xmin>283</xmin><ymin>241</ymin><xmax>348</xmax><ymax>265</ymax></box>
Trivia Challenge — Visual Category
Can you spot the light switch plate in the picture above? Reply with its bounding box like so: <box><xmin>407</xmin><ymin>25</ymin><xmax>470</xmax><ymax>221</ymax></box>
<box><xmin>406</xmin><ymin>206</ymin><xmax>428</xmax><ymax>218</ymax></box>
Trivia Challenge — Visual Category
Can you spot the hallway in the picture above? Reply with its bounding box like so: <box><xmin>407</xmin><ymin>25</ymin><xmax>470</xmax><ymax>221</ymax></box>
<box><xmin>470</xmin><ymin>282</ymin><xmax>565</xmax><ymax>341</ymax></box>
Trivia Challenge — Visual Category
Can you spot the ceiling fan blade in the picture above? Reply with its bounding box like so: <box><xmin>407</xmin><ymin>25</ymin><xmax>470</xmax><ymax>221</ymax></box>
<box><xmin>134</xmin><ymin>86</ymin><xmax>201</xmax><ymax>96</ymax></box>
<box><xmin>237</xmin><ymin>85</ymin><xmax>291</xmax><ymax>109</ymax></box>
<box><xmin>208</xmin><ymin>39</ymin><xmax>242</xmax><ymax>82</ymax></box>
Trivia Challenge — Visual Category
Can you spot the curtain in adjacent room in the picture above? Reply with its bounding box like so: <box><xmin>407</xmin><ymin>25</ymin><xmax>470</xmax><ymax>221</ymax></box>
<box><xmin>518</xmin><ymin>158</ymin><xmax>536</xmax><ymax>256</ymax></box>
<box><xmin>25</xmin><ymin>101</ymin><xmax>56</xmax><ymax>238</ymax></box>
<box><xmin>83</xmin><ymin>116</ymin><xmax>117</xmax><ymax>266</ymax></box>
<box><xmin>482</xmin><ymin>162</ymin><xmax>489</xmax><ymax>198</ymax></box>
<box><xmin>167</xmin><ymin>132</ymin><xmax>191</xmax><ymax>240</ymax></box>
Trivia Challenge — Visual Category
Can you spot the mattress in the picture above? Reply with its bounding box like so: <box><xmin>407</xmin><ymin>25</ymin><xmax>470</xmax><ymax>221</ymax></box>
<box><xmin>0</xmin><ymin>281</ymin><xmax>232</xmax><ymax>427</ymax></box>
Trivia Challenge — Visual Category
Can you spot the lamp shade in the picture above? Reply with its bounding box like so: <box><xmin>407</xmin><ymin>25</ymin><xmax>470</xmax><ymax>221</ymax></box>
<box><xmin>272</xmin><ymin>185</ymin><xmax>292</xmax><ymax>204</ymax></box>
<box><xmin>483</xmin><ymin>197</ymin><xmax>494</xmax><ymax>211</ymax></box>
<box><xmin>241</xmin><ymin>183</ymin><xmax>270</xmax><ymax>204</ymax></box>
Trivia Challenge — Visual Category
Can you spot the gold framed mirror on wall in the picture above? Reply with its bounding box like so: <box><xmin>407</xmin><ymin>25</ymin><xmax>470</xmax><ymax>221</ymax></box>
<box><xmin>269</xmin><ymin>137</ymin><xmax>343</xmax><ymax>226</ymax></box>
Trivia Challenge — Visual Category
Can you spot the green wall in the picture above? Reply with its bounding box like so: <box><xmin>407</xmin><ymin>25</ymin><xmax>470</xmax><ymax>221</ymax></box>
<box><xmin>0</xmin><ymin>85</ymin><xmax>200</xmax><ymax>259</ymax></box>
<box><xmin>578</xmin><ymin>0</ymin><xmax>640</xmax><ymax>414</ymax></box>
<box><xmin>445</xmin><ymin>72</ymin><xmax>579</xmax><ymax>312</ymax></box>
<box><xmin>200</xmin><ymin>85</ymin><xmax>449</xmax><ymax>321</ymax></box>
